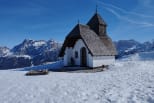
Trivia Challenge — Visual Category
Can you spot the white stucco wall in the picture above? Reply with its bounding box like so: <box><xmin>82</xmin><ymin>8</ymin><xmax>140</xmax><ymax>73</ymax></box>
<box><xmin>73</xmin><ymin>39</ymin><xmax>93</xmax><ymax>67</ymax></box>
<box><xmin>92</xmin><ymin>56</ymin><xmax>115</xmax><ymax>67</ymax></box>
<box><xmin>87</xmin><ymin>53</ymin><xmax>93</xmax><ymax>67</ymax></box>
<box><xmin>63</xmin><ymin>39</ymin><xmax>115</xmax><ymax>68</ymax></box>
<box><xmin>64</xmin><ymin>47</ymin><xmax>73</xmax><ymax>66</ymax></box>
<box><xmin>64</xmin><ymin>39</ymin><xmax>93</xmax><ymax>67</ymax></box>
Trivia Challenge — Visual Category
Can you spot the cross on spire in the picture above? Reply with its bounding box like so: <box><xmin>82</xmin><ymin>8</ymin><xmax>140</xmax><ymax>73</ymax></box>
<box><xmin>78</xmin><ymin>19</ymin><xmax>80</xmax><ymax>24</ymax></box>
<box><xmin>96</xmin><ymin>4</ymin><xmax>98</xmax><ymax>13</ymax></box>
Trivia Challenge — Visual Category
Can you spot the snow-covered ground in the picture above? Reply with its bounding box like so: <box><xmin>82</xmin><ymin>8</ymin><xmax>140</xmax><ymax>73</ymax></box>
<box><xmin>0</xmin><ymin>60</ymin><xmax>154</xmax><ymax>103</ymax></box>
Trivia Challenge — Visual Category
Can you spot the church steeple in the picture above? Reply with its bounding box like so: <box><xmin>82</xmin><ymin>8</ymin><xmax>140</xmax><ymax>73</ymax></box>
<box><xmin>77</xmin><ymin>19</ymin><xmax>80</xmax><ymax>24</ymax></box>
<box><xmin>96</xmin><ymin>5</ymin><xmax>98</xmax><ymax>14</ymax></box>
<box><xmin>87</xmin><ymin>12</ymin><xmax>107</xmax><ymax>37</ymax></box>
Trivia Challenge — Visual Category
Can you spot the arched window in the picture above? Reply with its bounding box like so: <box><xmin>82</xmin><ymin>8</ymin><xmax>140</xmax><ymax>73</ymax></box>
<box><xmin>75</xmin><ymin>51</ymin><xmax>78</xmax><ymax>58</ymax></box>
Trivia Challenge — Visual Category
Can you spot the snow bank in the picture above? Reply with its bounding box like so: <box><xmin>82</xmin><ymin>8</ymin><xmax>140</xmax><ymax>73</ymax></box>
<box><xmin>0</xmin><ymin>60</ymin><xmax>154</xmax><ymax>103</ymax></box>
<box><xmin>22</xmin><ymin>60</ymin><xmax>64</xmax><ymax>71</ymax></box>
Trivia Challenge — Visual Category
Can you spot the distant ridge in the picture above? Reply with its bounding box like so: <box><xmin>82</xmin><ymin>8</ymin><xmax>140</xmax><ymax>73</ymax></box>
<box><xmin>0</xmin><ymin>39</ymin><xmax>62</xmax><ymax>69</ymax></box>
<box><xmin>0</xmin><ymin>39</ymin><xmax>154</xmax><ymax>69</ymax></box>
<box><xmin>115</xmin><ymin>39</ymin><xmax>154</xmax><ymax>58</ymax></box>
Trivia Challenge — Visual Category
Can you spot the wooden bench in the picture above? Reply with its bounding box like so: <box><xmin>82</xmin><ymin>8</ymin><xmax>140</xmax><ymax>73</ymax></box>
<box><xmin>25</xmin><ymin>69</ymin><xmax>49</xmax><ymax>76</ymax></box>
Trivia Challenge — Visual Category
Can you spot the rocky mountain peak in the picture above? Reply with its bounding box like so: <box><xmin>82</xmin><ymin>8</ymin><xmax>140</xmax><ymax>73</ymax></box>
<box><xmin>0</xmin><ymin>46</ymin><xmax>10</xmax><ymax>57</ymax></box>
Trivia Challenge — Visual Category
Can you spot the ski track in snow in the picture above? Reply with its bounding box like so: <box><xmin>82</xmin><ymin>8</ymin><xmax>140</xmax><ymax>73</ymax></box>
<box><xmin>0</xmin><ymin>61</ymin><xmax>154</xmax><ymax>103</ymax></box>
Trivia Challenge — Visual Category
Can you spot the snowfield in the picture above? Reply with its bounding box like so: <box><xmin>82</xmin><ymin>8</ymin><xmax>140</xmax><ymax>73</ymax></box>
<box><xmin>0</xmin><ymin>60</ymin><xmax>154</xmax><ymax>103</ymax></box>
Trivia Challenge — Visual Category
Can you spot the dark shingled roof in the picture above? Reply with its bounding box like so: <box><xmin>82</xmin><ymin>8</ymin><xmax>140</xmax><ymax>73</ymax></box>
<box><xmin>99</xmin><ymin>36</ymin><xmax>117</xmax><ymax>55</ymax></box>
<box><xmin>59</xmin><ymin>13</ymin><xmax>117</xmax><ymax>57</ymax></box>
<box><xmin>87</xmin><ymin>13</ymin><xmax>107</xmax><ymax>37</ymax></box>
<box><xmin>87</xmin><ymin>13</ymin><xmax>107</xmax><ymax>26</ymax></box>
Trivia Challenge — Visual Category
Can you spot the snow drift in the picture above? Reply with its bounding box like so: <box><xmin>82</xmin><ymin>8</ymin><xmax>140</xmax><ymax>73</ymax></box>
<box><xmin>0</xmin><ymin>60</ymin><xmax>154</xmax><ymax>103</ymax></box>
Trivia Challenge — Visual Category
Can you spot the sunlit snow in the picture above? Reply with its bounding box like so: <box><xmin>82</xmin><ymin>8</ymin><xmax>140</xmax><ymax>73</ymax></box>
<box><xmin>0</xmin><ymin>60</ymin><xmax>154</xmax><ymax>103</ymax></box>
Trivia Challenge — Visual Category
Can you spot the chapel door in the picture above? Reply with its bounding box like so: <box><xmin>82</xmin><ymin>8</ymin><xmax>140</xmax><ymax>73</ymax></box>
<box><xmin>80</xmin><ymin>47</ymin><xmax>87</xmax><ymax>66</ymax></box>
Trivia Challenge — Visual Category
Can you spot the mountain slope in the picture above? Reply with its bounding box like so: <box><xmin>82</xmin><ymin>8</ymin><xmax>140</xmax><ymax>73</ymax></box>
<box><xmin>115</xmin><ymin>39</ymin><xmax>154</xmax><ymax>58</ymax></box>
<box><xmin>11</xmin><ymin>39</ymin><xmax>62</xmax><ymax>65</ymax></box>
<box><xmin>0</xmin><ymin>39</ymin><xmax>154</xmax><ymax>69</ymax></box>
<box><xmin>0</xmin><ymin>39</ymin><xmax>62</xmax><ymax>69</ymax></box>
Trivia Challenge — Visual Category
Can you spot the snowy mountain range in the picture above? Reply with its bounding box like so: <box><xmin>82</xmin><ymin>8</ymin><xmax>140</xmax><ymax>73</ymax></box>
<box><xmin>115</xmin><ymin>39</ymin><xmax>154</xmax><ymax>58</ymax></box>
<box><xmin>0</xmin><ymin>39</ymin><xmax>154</xmax><ymax>69</ymax></box>
<box><xmin>0</xmin><ymin>39</ymin><xmax>62</xmax><ymax>69</ymax></box>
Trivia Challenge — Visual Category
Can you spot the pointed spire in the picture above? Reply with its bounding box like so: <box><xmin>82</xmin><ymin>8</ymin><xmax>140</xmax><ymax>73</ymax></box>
<box><xmin>78</xmin><ymin>19</ymin><xmax>80</xmax><ymax>24</ymax></box>
<box><xmin>96</xmin><ymin>4</ymin><xmax>98</xmax><ymax>13</ymax></box>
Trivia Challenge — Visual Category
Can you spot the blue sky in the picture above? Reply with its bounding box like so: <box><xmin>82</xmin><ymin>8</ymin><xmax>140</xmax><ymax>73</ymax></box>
<box><xmin>0</xmin><ymin>0</ymin><xmax>154</xmax><ymax>48</ymax></box>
